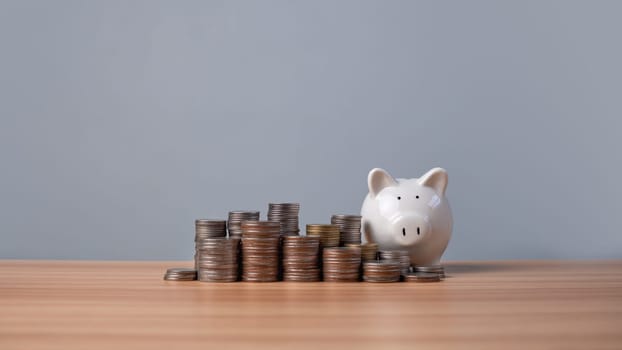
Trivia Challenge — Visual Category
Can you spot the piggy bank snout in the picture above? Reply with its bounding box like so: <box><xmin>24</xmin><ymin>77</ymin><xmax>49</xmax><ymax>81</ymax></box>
<box><xmin>389</xmin><ymin>214</ymin><xmax>430</xmax><ymax>246</ymax></box>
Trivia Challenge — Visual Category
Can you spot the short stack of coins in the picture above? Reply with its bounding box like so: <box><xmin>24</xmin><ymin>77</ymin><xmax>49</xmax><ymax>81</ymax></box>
<box><xmin>405</xmin><ymin>272</ymin><xmax>442</xmax><ymax>282</ymax></box>
<box><xmin>322</xmin><ymin>247</ymin><xmax>361</xmax><ymax>282</ymax></box>
<box><xmin>331</xmin><ymin>214</ymin><xmax>362</xmax><ymax>246</ymax></box>
<box><xmin>241</xmin><ymin>221</ymin><xmax>281</xmax><ymax>282</ymax></box>
<box><xmin>267</xmin><ymin>203</ymin><xmax>300</xmax><ymax>236</ymax></box>
<box><xmin>196</xmin><ymin>238</ymin><xmax>240</xmax><ymax>282</ymax></box>
<box><xmin>413</xmin><ymin>265</ymin><xmax>445</xmax><ymax>280</ymax></box>
<box><xmin>363</xmin><ymin>261</ymin><xmax>401</xmax><ymax>282</ymax></box>
<box><xmin>306</xmin><ymin>224</ymin><xmax>340</xmax><ymax>247</ymax></box>
<box><xmin>379</xmin><ymin>250</ymin><xmax>411</xmax><ymax>278</ymax></box>
<box><xmin>194</xmin><ymin>219</ymin><xmax>227</xmax><ymax>270</ymax></box>
<box><xmin>163</xmin><ymin>268</ymin><xmax>197</xmax><ymax>281</ymax></box>
<box><xmin>227</xmin><ymin>211</ymin><xmax>260</xmax><ymax>238</ymax></box>
<box><xmin>282</xmin><ymin>236</ymin><xmax>321</xmax><ymax>281</ymax></box>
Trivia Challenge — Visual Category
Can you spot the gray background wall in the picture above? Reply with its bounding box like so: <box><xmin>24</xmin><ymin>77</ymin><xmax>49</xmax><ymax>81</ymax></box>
<box><xmin>1</xmin><ymin>0</ymin><xmax>620</xmax><ymax>260</ymax></box>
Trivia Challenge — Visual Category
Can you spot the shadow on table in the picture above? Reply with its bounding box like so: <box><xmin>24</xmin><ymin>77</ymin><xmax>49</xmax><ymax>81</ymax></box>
<box><xmin>443</xmin><ymin>262</ymin><xmax>526</xmax><ymax>275</ymax></box>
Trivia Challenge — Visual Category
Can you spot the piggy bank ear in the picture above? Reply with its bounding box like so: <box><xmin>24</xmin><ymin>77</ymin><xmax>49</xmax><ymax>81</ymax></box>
<box><xmin>368</xmin><ymin>168</ymin><xmax>397</xmax><ymax>198</ymax></box>
<box><xmin>418</xmin><ymin>167</ymin><xmax>448</xmax><ymax>195</ymax></box>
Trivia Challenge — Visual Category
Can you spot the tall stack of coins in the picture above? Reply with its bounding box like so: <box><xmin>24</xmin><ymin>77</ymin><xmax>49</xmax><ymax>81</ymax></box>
<box><xmin>227</xmin><ymin>211</ymin><xmax>260</xmax><ymax>238</ymax></box>
<box><xmin>267</xmin><ymin>203</ymin><xmax>300</xmax><ymax>236</ymax></box>
<box><xmin>282</xmin><ymin>236</ymin><xmax>321</xmax><ymax>281</ymax></box>
<box><xmin>379</xmin><ymin>250</ymin><xmax>411</xmax><ymax>277</ymax></box>
<box><xmin>196</xmin><ymin>238</ymin><xmax>240</xmax><ymax>282</ymax></box>
<box><xmin>241</xmin><ymin>221</ymin><xmax>281</xmax><ymax>282</ymax></box>
<box><xmin>322</xmin><ymin>247</ymin><xmax>361</xmax><ymax>282</ymax></box>
<box><xmin>194</xmin><ymin>220</ymin><xmax>227</xmax><ymax>270</ymax></box>
<box><xmin>346</xmin><ymin>242</ymin><xmax>378</xmax><ymax>261</ymax></box>
<box><xmin>363</xmin><ymin>261</ymin><xmax>401</xmax><ymax>282</ymax></box>
<box><xmin>331</xmin><ymin>214</ymin><xmax>362</xmax><ymax>245</ymax></box>
<box><xmin>306</xmin><ymin>224</ymin><xmax>340</xmax><ymax>247</ymax></box>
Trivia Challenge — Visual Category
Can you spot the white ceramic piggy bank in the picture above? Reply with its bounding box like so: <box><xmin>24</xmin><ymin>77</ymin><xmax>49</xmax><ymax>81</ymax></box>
<box><xmin>361</xmin><ymin>168</ymin><xmax>453</xmax><ymax>266</ymax></box>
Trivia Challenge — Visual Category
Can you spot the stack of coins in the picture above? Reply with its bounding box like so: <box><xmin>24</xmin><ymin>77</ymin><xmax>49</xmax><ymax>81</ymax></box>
<box><xmin>267</xmin><ymin>203</ymin><xmax>300</xmax><ymax>236</ymax></box>
<box><xmin>405</xmin><ymin>272</ymin><xmax>442</xmax><ymax>282</ymax></box>
<box><xmin>306</xmin><ymin>224</ymin><xmax>340</xmax><ymax>248</ymax></box>
<box><xmin>282</xmin><ymin>236</ymin><xmax>321</xmax><ymax>281</ymax></box>
<box><xmin>195</xmin><ymin>219</ymin><xmax>227</xmax><ymax>240</ymax></box>
<box><xmin>379</xmin><ymin>250</ymin><xmax>411</xmax><ymax>277</ymax></box>
<box><xmin>331</xmin><ymin>214</ymin><xmax>362</xmax><ymax>245</ymax></box>
<box><xmin>163</xmin><ymin>268</ymin><xmax>197</xmax><ymax>281</ymax></box>
<box><xmin>322</xmin><ymin>247</ymin><xmax>361</xmax><ymax>282</ymax></box>
<box><xmin>361</xmin><ymin>243</ymin><xmax>379</xmax><ymax>261</ymax></box>
<box><xmin>196</xmin><ymin>238</ymin><xmax>240</xmax><ymax>282</ymax></box>
<box><xmin>227</xmin><ymin>211</ymin><xmax>260</xmax><ymax>238</ymax></box>
<box><xmin>346</xmin><ymin>242</ymin><xmax>378</xmax><ymax>261</ymax></box>
<box><xmin>413</xmin><ymin>265</ymin><xmax>445</xmax><ymax>279</ymax></box>
<box><xmin>241</xmin><ymin>221</ymin><xmax>281</xmax><ymax>282</ymax></box>
<box><xmin>194</xmin><ymin>220</ymin><xmax>227</xmax><ymax>270</ymax></box>
<box><xmin>363</xmin><ymin>261</ymin><xmax>401</xmax><ymax>282</ymax></box>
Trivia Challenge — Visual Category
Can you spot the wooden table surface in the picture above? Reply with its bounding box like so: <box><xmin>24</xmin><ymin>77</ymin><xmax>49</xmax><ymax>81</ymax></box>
<box><xmin>1</xmin><ymin>260</ymin><xmax>621</xmax><ymax>350</ymax></box>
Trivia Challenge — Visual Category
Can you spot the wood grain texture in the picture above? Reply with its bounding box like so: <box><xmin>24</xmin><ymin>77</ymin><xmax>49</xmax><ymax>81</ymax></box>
<box><xmin>1</xmin><ymin>260</ymin><xmax>621</xmax><ymax>350</ymax></box>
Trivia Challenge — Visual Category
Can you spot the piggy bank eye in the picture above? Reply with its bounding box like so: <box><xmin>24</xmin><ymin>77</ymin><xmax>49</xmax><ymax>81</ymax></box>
<box><xmin>416</xmin><ymin>195</ymin><xmax>419</xmax><ymax>199</ymax></box>
<box><xmin>397</xmin><ymin>196</ymin><xmax>401</xmax><ymax>200</ymax></box>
